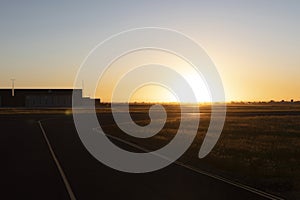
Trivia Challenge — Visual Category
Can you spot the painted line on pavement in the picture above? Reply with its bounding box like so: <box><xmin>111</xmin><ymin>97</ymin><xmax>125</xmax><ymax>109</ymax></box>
<box><xmin>94</xmin><ymin>128</ymin><xmax>284</xmax><ymax>200</ymax></box>
<box><xmin>38</xmin><ymin>120</ymin><xmax>77</xmax><ymax>200</ymax></box>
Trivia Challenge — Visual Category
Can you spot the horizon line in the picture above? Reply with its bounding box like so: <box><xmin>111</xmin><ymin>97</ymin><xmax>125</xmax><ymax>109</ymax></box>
<box><xmin>0</xmin><ymin>88</ymin><xmax>298</xmax><ymax>103</ymax></box>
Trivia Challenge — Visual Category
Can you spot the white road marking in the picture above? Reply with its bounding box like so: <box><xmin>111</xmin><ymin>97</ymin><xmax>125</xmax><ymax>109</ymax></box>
<box><xmin>38</xmin><ymin>120</ymin><xmax>77</xmax><ymax>200</ymax></box>
<box><xmin>94</xmin><ymin>127</ymin><xmax>285</xmax><ymax>200</ymax></box>
<box><xmin>175</xmin><ymin>162</ymin><xmax>285</xmax><ymax>200</ymax></box>
<box><xmin>37</xmin><ymin>116</ymin><xmax>284</xmax><ymax>200</ymax></box>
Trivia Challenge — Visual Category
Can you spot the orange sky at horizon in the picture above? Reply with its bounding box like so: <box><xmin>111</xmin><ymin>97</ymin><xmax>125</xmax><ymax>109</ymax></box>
<box><xmin>0</xmin><ymin>1</ymin><xmax>299</xmax><ymax>103</ymax></box>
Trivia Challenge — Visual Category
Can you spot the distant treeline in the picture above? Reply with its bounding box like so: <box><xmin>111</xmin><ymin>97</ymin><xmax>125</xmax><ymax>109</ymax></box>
<box><xmin>230</xmin><ymin>100</ymin><xmax>300</xmax><ymax>104</ymax></box>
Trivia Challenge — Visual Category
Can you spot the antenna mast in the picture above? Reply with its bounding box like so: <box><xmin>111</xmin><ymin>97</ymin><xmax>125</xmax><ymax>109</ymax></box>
<box><xmin>11</xmin><ymin>79</ymin><xmax>15</xmax><ymax>97</ymax></box>
<box><xmin>82</xmin><ymin>80</ymin><xmax>84</xmax><ymax>97</ymax></box>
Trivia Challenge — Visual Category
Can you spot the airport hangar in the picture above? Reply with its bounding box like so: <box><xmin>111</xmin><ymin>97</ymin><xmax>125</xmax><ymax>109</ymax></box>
<box><xmin>0</xmin><ymin>89</ymin><xmax>100</xmax><ymax>107</ymax></box>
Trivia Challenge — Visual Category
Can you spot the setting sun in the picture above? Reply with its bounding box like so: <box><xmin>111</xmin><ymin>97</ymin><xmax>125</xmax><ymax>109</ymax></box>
<box><xmin>95</xmin><ymin>49</ymin><xmax>212</xmax><ymax>103</ymax></box>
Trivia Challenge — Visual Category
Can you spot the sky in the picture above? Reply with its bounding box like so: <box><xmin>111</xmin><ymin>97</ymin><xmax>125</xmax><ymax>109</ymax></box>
<box><xmin>0</xmin><ymin>0</ymin><xmax>299</xmax><ymax>102</ymax></box>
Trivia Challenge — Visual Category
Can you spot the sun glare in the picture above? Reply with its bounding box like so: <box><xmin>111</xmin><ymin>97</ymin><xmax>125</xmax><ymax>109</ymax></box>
<box><xmin>95</xmin><ymin>49</ymin><xmax>212</xmax><ymax>103</ymax></box>
<box><xmin>181</xmin><ymin>71</ymin><xmax>211</xmax><ymax>103</ymax></box>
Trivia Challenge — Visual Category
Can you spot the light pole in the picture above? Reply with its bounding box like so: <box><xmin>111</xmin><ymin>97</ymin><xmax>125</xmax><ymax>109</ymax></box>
<box><xmin>82</xmin><ymin>80</ymin><xmax>85</xmax><ymax>97</ymax></box>
<box><xmin>11</xmin><ymin>79</ymin><xmax>15</xmax><ymax>97</ymax></box>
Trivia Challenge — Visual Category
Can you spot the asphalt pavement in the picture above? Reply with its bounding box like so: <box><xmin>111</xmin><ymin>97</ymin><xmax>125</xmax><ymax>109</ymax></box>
<box><xmin>1</xmin><ymin>114</ymin><xmax>276</xmax><ymax>200</ymax></box>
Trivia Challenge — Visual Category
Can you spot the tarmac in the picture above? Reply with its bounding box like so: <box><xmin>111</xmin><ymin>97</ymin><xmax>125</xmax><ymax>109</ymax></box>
<box><xmin>0</xmin><ymin>113</ymin><xmax>276</xmax><ymax>200</ymax></box>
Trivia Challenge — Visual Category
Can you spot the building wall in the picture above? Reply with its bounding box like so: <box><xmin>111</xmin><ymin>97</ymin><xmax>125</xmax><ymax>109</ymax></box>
<box><xmin>0</xmin><ymin>89</ymin><xmax>83</xmax><ymax>108</ymax></box>
<box><xmin>25</xmin><ymin>95</ymin><xmax>72</xmax><ymax>107</ymax></box>
<box><xmin>0</xmin><ymin>92</ymin><xmax>26</xmax><ymax>107</ymax></box>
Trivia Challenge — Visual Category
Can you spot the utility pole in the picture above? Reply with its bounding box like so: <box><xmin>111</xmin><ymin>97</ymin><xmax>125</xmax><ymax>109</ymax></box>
<box><xmin>82</xmin><ymin>80</ymin><xmax>84</xmax><ymax>98</ymax></box>
<box><xmin>11</xmin><ymin>79</ymin><xmax>15</xmax><ymax>97</ymax></box>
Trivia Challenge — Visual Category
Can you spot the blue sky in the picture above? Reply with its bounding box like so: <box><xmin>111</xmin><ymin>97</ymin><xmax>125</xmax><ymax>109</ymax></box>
<box><xmin>0</xmin><ymin>1</ymin><xmax>299</xmax><ymax>101</ymax></box>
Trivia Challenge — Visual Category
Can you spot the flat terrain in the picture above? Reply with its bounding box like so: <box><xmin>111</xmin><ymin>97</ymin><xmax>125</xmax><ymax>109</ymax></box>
<box><xmin>1</xmin><ymin>104</ymin><xmax>299</xmax><ymax>199</ymax></box>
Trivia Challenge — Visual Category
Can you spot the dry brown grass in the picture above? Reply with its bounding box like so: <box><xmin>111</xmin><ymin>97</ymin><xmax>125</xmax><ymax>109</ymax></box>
<box><xmin>98</xmin><ymin>104</ymin><xmax>300</xmax><ymax>199</ymax></box>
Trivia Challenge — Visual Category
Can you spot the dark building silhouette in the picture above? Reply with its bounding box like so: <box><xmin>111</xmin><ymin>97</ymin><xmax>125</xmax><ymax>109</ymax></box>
<box><xmin>0</xmin><ymin>89</ymin><xmax>100</xmax><ymax>107</ymax></box>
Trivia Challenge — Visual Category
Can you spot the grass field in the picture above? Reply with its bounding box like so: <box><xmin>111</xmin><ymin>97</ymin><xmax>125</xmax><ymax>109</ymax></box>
<box><xmin>96</xmin><ymin>103</ymin><xmax>300</xmax><ymax>199</ymax></box>
<box><xmin>196</xmin><ymin>106</ymin><xmax>300</xmax><ymax>199</ymax></box>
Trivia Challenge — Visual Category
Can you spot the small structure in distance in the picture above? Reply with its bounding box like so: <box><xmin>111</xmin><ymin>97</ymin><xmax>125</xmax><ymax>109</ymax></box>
<box><xmin>0</xmin><ymin>89</ymin><xmax>101</xmax><ymax>108</ymax></box>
